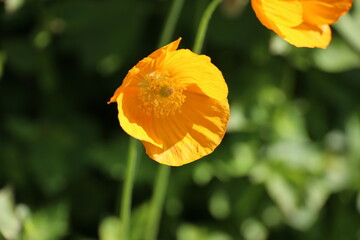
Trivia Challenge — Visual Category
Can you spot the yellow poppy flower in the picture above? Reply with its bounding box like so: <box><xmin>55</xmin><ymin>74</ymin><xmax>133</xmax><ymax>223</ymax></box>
<box><xmin>108</xmin><ymin>38</ymin><xmax>230</xmax><ymax>166</ymax></box>
<box><xmin>251</xmin><ymin>0</ymin><xmax>353</xmax><ymax>48</ymax></box>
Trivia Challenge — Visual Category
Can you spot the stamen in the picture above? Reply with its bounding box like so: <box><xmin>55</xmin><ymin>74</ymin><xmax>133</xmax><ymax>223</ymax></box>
<box><xmin>138</xmin><ymin>71</ymin><xmax>186</xmax><ymax>118</ymax></box>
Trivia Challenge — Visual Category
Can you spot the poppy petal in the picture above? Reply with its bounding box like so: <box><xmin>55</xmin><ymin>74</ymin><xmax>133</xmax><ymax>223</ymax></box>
<box><xmin>302</xmin><ymin>0</ymin><xmax>353</xmax><ymax>25</ymax></box>
<box><xmin>117</xmin><ymin>87</ymin><xmax>163</xmax><ymax>147</ymax></box>
<box><xmin>164</xmin><ymin>49</ymin><xmax>228</xmax><ymax>101</ymax></box>
<box><xmin>251</xmin><ymin>0</ymin><xmax>303</xmax><ymax>30</ymax></box>
<box><xmin>144</xmin><ymin>90</ymin><xmax>229</xmax><ymax>166</ymax></box>
<box><xmin>277</xmin><ymin>22</ymin><xmax>331</xmax><ymax>48</ymax></box>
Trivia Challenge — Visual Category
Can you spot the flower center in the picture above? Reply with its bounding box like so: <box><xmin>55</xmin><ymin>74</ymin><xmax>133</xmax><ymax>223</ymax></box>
<box><xmin>138</xmin><ymin>71</ymin><xmax>186</xmax><ymax>118</ymax></box>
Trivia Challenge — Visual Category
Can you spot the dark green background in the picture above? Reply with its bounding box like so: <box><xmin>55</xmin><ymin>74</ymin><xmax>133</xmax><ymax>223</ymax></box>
<box><xmin>1</xmin><ymin>0</ymin><xmax>360</xmax><ymax>239</ymax></box>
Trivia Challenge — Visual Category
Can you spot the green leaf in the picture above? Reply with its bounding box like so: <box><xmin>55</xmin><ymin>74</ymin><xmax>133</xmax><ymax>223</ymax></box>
<box><xmin>23</xmin><ymin>203</ymin><xmax>69</xmax><ymax>240</ymax></box>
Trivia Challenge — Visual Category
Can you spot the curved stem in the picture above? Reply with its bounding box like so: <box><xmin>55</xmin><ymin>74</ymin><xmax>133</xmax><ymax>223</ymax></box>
<box><xmin>192</xmin><ymin>0</ymin><xmax>222</xmax><ymax>54</ymax></box>
<box><xmin>120</xmin><ymin>137</ymin><xmax>139</xmax><ymax>240</ymax></box>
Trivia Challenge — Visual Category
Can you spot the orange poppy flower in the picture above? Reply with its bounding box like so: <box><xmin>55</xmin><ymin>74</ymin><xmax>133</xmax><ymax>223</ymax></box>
<box><xmin>108</xmin><ymin>38</ymin><xmax>230</xmax><ymax>166</ymax></box>
<box><xmin>251</xmin><ymin>0</ymin><xmax>353</xmax><ymax>48</ymax></box>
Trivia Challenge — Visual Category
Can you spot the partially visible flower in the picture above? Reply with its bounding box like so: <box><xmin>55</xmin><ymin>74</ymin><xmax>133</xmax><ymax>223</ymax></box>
<box><xmin>251</xmin><ymin>0</ymin><xmax>353</xmax><ymax>48</ymax></box>
<box><xmin>222</xmin><ymin>0</ymin><xmax>248</xmax><ymax>18</ymax></box>
<box><xmin>108</xmin><ymin>38</ymin><xmax>230</xmax><ymax>166</ymax></box>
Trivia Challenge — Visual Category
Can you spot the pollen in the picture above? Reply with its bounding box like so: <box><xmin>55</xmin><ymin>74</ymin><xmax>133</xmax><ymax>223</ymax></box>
<box><xmin>138</xmin><ymin>71</ymin><xmax>186</xmax><ymax>118</ymax></box>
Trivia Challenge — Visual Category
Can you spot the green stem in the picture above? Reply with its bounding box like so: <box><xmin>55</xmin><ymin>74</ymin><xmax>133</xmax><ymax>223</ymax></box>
<box><xmin>145</xmin><ymin>0</ymin><xmax>186</xmax><ymax>240</ymax></box>
<box><xmin>146</xmin><ymin>165</ymin><xmax>171</xmax><ymax>240</ymax></box>
<box><xmin>158</xmin><ymin>0</ymin><xmax>186</xmax><ymax>48</ymax></box>
<box><xmin>120</xmin><ymin>137</ymin><xmax>139</xmax><ymax>240</ymax></box>
<box><xmin>192</xmin><ymin>0</ymin><xmax>222</xmax><ymax>54</ymax></box>
<box><xmin>145</xmin><ymin>1</ymin><xmax>222</xmax><ymax>239</ymax></box>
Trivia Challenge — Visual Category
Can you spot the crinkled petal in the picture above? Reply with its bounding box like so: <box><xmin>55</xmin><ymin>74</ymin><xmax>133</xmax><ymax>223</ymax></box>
<box><xmin>250</xmin><ymin>0</ymin><xmax>351</xmax><ymax>48</ymax></box>
<box><xmin>148</xmin><ymin>38</ymin><xmax>181</xmax><ymax>59</ymax></box>
<box><xmin>108</xmin><ymin>85</ymin><xmax>122</xmax><ymax>104</ymax></box>
<box><xmin>120</xmin><ymin>58</ymin><xmax>156</xmax><ymax>88</ymax></box>
<box><xmin>302</xmin><ymin>0</ymin><xmax>353</xmax><ymax>25</ymax></box>
<box><xmin>251</xmin><ymin>0</ymin><xmax>303</xmax><ymax>30</ymax></box>
<box><xmin>164</xmin><ymin>49</ymin><xmax>228</xmax><ymax>101</ymax></box>
<box><xmin>116</xmin><ymin>87</ymin><xmax>163</xmax><ymax>147</ymax></box>
<box><xmin>109</xmin><ymin>39</ymin><xmax>181</xmax><ymax>91</ymax></box>
<box><xmin>143</xmin><ymin>88</ymin><xmax>229</xmax><ymax>166</ymax></box>
<box><xmin>277</xmin><ymin>22</ymin><xmax>331</xmax><ymax>48</ymax></box>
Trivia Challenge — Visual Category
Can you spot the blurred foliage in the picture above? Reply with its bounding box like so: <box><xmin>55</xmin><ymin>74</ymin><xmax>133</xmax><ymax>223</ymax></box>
<box><xmin>1</xmin><ymin>0</ymin><xmax>360</xmax><ymax>239</ymax></box>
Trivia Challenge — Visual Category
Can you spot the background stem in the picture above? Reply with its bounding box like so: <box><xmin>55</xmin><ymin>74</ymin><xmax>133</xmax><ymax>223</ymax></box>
<box><xmin>146</xmin><ymin>0</ymin><xmax>222</xmax><ymax>239</ymax></box>
<box><xmin>158</xmin><ymin>0</ymin><xmax>186</xmax><ymax>48</ymax></box>
<box><xmin>145</xmin><ymin>0</ymin><xmax>186</xmax><ymax>239</ymax></box>
<box><xmin>146</xmin><ymin>165</ymin><xmax>171</xmax><ymax>240</ymax></box>
<box><xmin>120</xmin><ymin>137</ymin><xmax>138</xmax><ymax>240</ymax></box>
